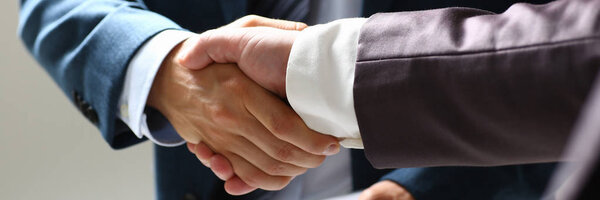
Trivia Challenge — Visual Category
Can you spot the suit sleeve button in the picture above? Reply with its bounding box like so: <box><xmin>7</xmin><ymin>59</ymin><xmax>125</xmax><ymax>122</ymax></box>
<box><xmin>85</xmin><ymin>106</ymin><xmax>99</xmax><ymax>125</ymax></box>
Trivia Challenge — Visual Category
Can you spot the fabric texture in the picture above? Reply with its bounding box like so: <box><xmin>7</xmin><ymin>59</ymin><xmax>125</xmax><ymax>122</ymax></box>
<box><xmin>544</xmin><ymin>70</ymin><xmax>600</xmax><ymax>200</ymax></box>
<box><xmin>287</xmin><ymin>18</ymin><xmax>366</xmax><ymax>148</ymax></box>
<box><xmin>18</xmin><ymin>0</ymin><xmax>560</xmax><ymax>199</ymax></box>
<box><xmin>18</xmin><ymin>0</ymin><xmax>183</xmax><ymax>149</ymax></box>
<box><xmin>382</xmin><ymin>163</ymin><xmax>557</xmax><ymax>200</ymax></box>
<box><xmin>354</xmin><ymin>0</ymin><xmax>600</xmax><ymax>168</ymax></box>
<box><xmin>119</xmin><ymin>30</ymin><xmax>192</xmax><ymax>146</ymax></box>
<box><xmin>248</xmin><ymin>0</ymin><xmax>309</xmax><ymax>22</ymax></box>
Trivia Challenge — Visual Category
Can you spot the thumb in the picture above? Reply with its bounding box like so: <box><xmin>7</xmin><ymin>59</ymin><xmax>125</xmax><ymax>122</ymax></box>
<box><xmin>227</xmin><ymin>15</ymin><xmax>308</xmax><ymax>30</ymax></box>
<box><xmin>178</xmin><ymin>15</ymin><xmax>307</xmax><ymax>70</ymax></box>
<box><xmin>176</xmin><ymin>30</ymin><xmax>237</xmax><ymax>70</ymax></box>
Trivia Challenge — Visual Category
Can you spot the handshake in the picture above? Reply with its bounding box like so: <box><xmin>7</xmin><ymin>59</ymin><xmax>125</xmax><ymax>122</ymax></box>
<box><xmin>147</xmin><ymin>15</ymin><xmax>348</xmax><ymax>195</ymax></box>
<box><xmin>21</xmin><ymin>0</ymin><xmax>596</xmax><ymax>198</ymax></box>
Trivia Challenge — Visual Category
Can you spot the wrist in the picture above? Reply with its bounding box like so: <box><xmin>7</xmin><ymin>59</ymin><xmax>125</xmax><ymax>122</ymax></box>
<box><xmin>147</xmin><ymin>41</ymin><xmax>184</xmax><ymax>116</ymax></box>
<box><xmin>285</xmin><ymin>19</ymin><xmax>366</xmax><ymax>147</ymax></box>
<box><xmin>276</xmin><ymin>31</ymin><xmax>298</xmax><ymax>98</ymax></box>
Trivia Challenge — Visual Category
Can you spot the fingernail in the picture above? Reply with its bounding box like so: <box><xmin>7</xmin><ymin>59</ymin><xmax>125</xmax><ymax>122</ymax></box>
<box><xmin>323</xmin><ymin>144</ymin><xmax>340</xmax><ymax>155</ymax></box>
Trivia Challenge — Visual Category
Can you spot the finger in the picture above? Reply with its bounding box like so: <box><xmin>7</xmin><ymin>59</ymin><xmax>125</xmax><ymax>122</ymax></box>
<box><xmin>171</xmin><ymin>119</ymin><xmax>204</xmax><ymax>144</ymax></box>
<box><xmin>229</xmin><ymin>133</ymin><xmax>308</xmax><ymax>176</ymax></box>
<box><xmin>209</xmin><ymin>154</ymin><xmax>235</xmax><ymax>181</ymax></box>
<box><xmin>358</xmin><ymin>188</ymin><xmax>377</xmax><ymax>200</ymax></box>
<box><xmin>176</xmin><ymin>34</ymin><xmax>215</xmax><ymax>70</ymax></box>
<box><xmin>227</xmin><ymin>15</ymin><xmax>308</xmax><ymax>31</ymax></box>
<box><xmin>238</xmin><ymin>116</ymin><xmax>326</xmax><ymax>168</ymax></box>
<box><xmin>193</xmin><ymin>142</ymin><xmax>214</xmax><ymax>167</ymax></box>
<box><xmin>244</xmin><ymin>86</ymin><xmax>340</xmax><ymax>156</ymax></box>
<box><xmin>193</xmin><ymin>142</ymin><xmax>214</xmax><ymax>160</ymax></box>
<box><xmin>224</xmin><ymin>176</ymin><xmax>257</xmax><ymax>196</ymax></box>
<box><xmin>186</xmin><ymin>142</ymin><xmax>196</xmax><ymax>154</ymax></box>
<box><xmin>359</xmin><ymin>181</ymin><xmax>415</xmax><ymax>200</ymax></box>
<box><xmin>226</xmin><ymin>152</ymin><xmax>292</xmax><ymax>190</ymax></box>
<box><xmin>177</xmin><ymin>29</ymin><xmax>242</xmax><ymax>70</ymax></box>
<box><xmin>358</xmin><ymin>189</ymin><xmax>372</xmax><ymax>200</ymax></box>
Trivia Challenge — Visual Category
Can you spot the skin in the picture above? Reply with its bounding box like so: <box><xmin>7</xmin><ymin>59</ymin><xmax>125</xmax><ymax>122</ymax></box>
<box><xmin>180</xmin><ymin>16</ymin><xmax>420</xmax><ymax>198</ymax></box>
<box><xmin>178</xmin><ymin>21</ymin><xmax>300</xmax><ymax>98</ymax></box>
<box><xmin>147</xmin><ymin>16</ymin><xmax>340</xmax><ymax>195</ymax></box>
<box><xmin>359</xmin><ymin>180</ymin><xmax>416</xmax><ymax>200</ymax></box>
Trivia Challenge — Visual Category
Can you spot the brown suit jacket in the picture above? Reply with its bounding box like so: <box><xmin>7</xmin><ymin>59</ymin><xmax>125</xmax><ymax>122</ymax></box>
<box><xmin>352</xmin><ymin>0</ymin><xmax>600</xmax><ymax>198</ymax></box>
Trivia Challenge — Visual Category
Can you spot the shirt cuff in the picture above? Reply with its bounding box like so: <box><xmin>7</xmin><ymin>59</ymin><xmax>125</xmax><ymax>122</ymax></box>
<box><xmin>286</xmin><ymin>18</ymin><xmax>367</xmax><ymax>149</ymax></box>
<box><xmin>118</xmin><ymin>29</ymin><xmax>194</xmax><ymax>147</ymax></box>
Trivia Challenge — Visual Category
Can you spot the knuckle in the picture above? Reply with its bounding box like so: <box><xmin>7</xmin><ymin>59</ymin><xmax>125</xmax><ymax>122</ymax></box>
<box><xmin>270</xmin><ymin>115</ymin><xmax>296</xmax><ymax>136</ymax></box>
<box><xmin>265</xmin><ymin>163</ymin><xmax>287</xmax><ymax>176</ymax></box>
<box><xmin>197</xmin><ymin>30</ymin><xmax>213</xmax><ymax>45</ymax></box>
<box><xmin>274</xmin><ymin>144</ymin><xmax>296</xmax><ymax>162</ymax></box>
<box><xmin>241</xmin><ymin>170</ymin><xmax>263</xmax><ymax>188</ymax></box>
<box><xmin>222</xmin><ymin>74</ymin><xmax>246</xmax><ymax>92</ymax></box>
<box><xmin>238</xmin><ymin>15</ymin><xmax>259</xmax><ymax>27</ymax></box>
<box><xmin>207</xmin><ymin>104</ymin><xmax>235</xmax><ymax>125</ymax></box>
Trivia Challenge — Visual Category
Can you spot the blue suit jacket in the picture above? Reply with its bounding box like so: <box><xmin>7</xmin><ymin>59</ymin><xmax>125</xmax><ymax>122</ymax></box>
<box><xmin>18</xmin><ymin>0</ymin><xmax>556</xmax><ymax>199</ymax></box>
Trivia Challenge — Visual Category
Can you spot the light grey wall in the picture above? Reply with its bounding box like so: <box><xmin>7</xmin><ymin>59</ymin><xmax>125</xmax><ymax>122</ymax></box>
<box><xmin>0</xmin><ymin>1</ymin><xmax>154</xmax><ymax>199</ymax></box>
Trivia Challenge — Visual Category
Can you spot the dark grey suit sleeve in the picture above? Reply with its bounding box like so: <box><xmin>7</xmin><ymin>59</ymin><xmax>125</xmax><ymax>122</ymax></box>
<box><xmin>354</xmin><ymin>0</ymin><xmax>600</xmax><ymax>168</ymax></box>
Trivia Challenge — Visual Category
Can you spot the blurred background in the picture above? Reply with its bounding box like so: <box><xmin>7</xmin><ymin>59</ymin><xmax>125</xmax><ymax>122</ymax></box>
<box><xmin>0</xmin><ymin>1</ymin><xmax>154</xmax><ymax>199</ymax></box>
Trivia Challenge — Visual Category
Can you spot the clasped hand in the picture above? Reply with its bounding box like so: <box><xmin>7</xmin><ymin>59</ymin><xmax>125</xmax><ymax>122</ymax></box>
<box><xmin>147</xmin><ymin>15</ymin><xmax>339</xmax><ymax>195</ymax></box>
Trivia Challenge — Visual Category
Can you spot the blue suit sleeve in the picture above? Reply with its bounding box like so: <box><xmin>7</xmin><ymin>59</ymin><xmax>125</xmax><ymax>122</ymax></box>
<box><xmin>18</xmin><ymin>0</ymin><xmax>183</xmax><ymax>149</ymax></box>
<box><xmin>381</xmin><ymin>164</ymin><xmax>557</xmax><ymax>200</ymax></box>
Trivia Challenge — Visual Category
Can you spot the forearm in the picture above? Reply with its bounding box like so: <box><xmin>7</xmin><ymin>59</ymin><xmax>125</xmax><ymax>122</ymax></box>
<box><xmin>355</xmin><ymin>0</ymin><xmax>600</xmax><ymax>167</ymax></box>
<box><xmin>119</xmin><ymin>30</ymin><xmax>194</xmax><ymax>147</ymax></box>
<box><xmin>285</xmin><ymin>0</ymin><xmax>600</xmax><ymax>167</ymax></box>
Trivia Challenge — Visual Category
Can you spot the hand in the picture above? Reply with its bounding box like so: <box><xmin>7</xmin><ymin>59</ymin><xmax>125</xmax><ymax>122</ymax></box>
<box><xmin>177</xmin><ymin>23</ymin><xmax>298</xmax><ymax>97</ymax></box>
<box><xmin>147</xmin><ymin>41</ymin><xmax>340</xmax><ymax>193</ymax></box>
<box><xmin>171</xmin><ymin>15</ymin><xmax>335</xmax><ymax>195</ymax></box>
<box><xmin>359</xmin><ymin>180</ymin><xmax>415</xmax><ymax>200</ymax></box>
<box><xmin>187</xmin><ymin>142</ymin><xmax>257</xmax><ymax>194</ymax></box>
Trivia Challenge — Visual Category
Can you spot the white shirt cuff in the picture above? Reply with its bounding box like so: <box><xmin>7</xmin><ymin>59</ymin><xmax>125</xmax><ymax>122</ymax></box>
<box><xmin>118</xmin><ymin>29</ymin><xmax>194</xmax><ymax>147</ymax></box>
<box><xmin>286</xmin><ymin>18</ymin><xmax>367</xmax><ymax>149</ymax></box>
